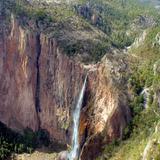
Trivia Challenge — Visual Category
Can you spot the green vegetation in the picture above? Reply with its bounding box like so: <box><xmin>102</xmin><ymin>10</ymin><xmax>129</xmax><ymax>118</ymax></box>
<box><xmin>11</xmin><ymin>0</ymin><xmax>53</xmax><ymax>25</ymax></box>
<box><xmin>97</xmin><ymin>25</ymin><xmax>160</xmax><ymax>160</ymax></box>
<box><xmin>74</xmin><ymin>0</ymin><xmax>160</xmax><ymax>49</ymax></box>
<box><xmin>111</xmin><ymin>31</ymin><xmax>133</xmax><ymax>48</ymax></box>
<box><xmin>0</xmin><ymin>122</ymin><xmax>51</xmax><ymax>160</ymax></box>
<box><xmin>74</xmin><ymin>0</ymin><xmax>134</xmax><ymax>49</ymax></box>
<box><xmin>4</xmin><ymin>0</ymin><xmax>158</xmax><ymax>62</ymax></box>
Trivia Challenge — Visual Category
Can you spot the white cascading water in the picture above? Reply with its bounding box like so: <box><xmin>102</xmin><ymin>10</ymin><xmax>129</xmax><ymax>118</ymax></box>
<box><xmin>68</xmin><ymin>76</ymin><xmax>87</xmax><ymax>160</ymax></box>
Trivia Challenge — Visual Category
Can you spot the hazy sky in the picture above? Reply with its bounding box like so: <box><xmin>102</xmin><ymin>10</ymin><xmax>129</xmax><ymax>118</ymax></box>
<box><xmin>139</xmin><ymin>0</ymin><xmax>160</xmax><ymax>8</ymax></box>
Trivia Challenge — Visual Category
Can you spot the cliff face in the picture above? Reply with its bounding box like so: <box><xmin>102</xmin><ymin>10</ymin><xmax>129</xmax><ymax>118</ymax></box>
<box><xmin>0</xmin><ymin>15</ymin><xmax>39</xmax><ymax>132</ymax></box>
<box><xmin>79</xmin><ymin>55</ymin><xmax>131</xmax><ymax>159</ymax></box>
<box><xmin>0</xmin><ymin>15</ymin><xmax>85</xmax><ymax>144</ymax></box>
<box><xmin>39</xmin><ymin>34</ymin><xmax>84</xmax><ymax>143</ymax></box>
<box><xmin>0</xmin><ymin>14</ymin><xmax>131</xmax><ymax>159</ymax></box>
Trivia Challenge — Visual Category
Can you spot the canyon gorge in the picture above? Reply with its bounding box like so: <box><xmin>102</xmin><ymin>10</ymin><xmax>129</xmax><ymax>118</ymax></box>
<box><xmin>0</xmin><ymin>0</ymin><xmax>160</xmax><ymax>160</ymax></box>
<box><xmin>0</xmin><ymin>11</ymin><xmax>130</xmax><ymax>160</ymax></box>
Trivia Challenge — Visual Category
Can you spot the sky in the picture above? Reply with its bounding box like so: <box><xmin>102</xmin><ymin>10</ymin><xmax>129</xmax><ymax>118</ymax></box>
<box><xmin>139</xmin><ymin>0</ymin><xmax>160</xmax><ymax>8</ymax></box>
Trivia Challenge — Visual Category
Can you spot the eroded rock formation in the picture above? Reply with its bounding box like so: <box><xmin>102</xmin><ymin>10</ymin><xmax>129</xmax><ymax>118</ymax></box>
<box><xmin>0</xmin><ymin>14</ymin><xmax>85</xmax><ymax>144</ymax></box>
<box><xmin>79</xmin><ymin>55</ymin><xmax>131</xmax><ymax>159</ymax></box>
<box><xmin>0</xmin><ymin>14</ymin><xmax>131</xmax><ymax>159</ymax></box>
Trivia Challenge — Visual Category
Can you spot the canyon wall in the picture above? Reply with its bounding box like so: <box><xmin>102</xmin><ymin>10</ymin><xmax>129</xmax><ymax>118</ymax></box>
<box><xmin>0</xmin><ymin>14</ymin><xmax>131</xmax><ymax>159</ymax></box>
<box><xmin>79</xmin><ymin>55</ymin><xmax>131</xmax><ymax>159</ymax></box>
<box><xmin>0</xmin><ymin>15</ymin><xmax>85</xmax><ymax>144</ymax></box>
<box><xmin>0</xmin><ymin>15</ymin><xmax>39</xmax><ymax>132</ymax></box>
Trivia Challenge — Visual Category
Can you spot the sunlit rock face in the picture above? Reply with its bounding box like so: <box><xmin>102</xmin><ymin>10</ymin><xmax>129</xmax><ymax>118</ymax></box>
<box><xmin>39</xmin><ymin>34</ymin><xmax>84</xmax><ymax>143</ymax></box>
<box><xmin>0</xmin><ymin>14</ymin><xmax>131</xmax><ymax>159</ymax></box>
<box><xmin>0</xmin><ymin>14</ymin><xmax>39</xmax><ymax>132</ymax></box>
<box><xmin>79</xmin><ymin>55</ymin><xmax>131</xmax><ymax>159</ymax></box>
<box><xmin>0</xmin><ymin>15</ymin><xmax>84</xmax><ymax>143</ymax></box>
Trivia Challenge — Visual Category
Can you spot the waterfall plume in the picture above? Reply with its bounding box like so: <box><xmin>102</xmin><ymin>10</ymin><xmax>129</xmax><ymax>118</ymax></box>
<box><xmin>68</xmin><ymin>75</ymin><xmax>87</xmax><ymax>160</ymax></box>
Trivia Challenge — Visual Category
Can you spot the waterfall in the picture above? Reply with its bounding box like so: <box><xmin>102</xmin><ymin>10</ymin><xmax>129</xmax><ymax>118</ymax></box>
<box><xmin>68</xmin><ymin>76</ymin><xmax>87</xmax><ymax>160</ymax></box>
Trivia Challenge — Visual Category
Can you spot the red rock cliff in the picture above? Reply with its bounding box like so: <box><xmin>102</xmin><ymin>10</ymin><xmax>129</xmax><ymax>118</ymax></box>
<box><xmin>0</xmin><ymin>15</ymin><xmax>85</xmax><ymax>144</ymax></box>
<box><xmin>0</xmin><ymin>15</ymin><xmax>131</xmax><ymax>159</ymax></box>
<box><xmin>79</xmin><ymin>55</ymin><xmax>131</xmax><ymax>159</ymax></box>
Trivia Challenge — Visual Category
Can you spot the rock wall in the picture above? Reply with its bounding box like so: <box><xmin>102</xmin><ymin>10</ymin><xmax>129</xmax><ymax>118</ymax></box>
<box><xmin>39</xmin><ymin>34</ymin><xmax>84</xmax><ymax>143</ymax></box>
<box><xmin>0</xmin><ymin>14</ymin><xmax>131</xmax><ymax>159</ymax></box>
<box><xmin>79</xmin><ymin>55</ymin><xmax>131</xmax><ymax>159</ymax></box>
<box><xmin>0</xmin><ymin>15</ymin><xmax>85</xmax><ymax>144</ymax></box>
<box><xmin>0</xmin><ymin>14</ymin><xmax>39</xmax><ymax>132</ymax></box>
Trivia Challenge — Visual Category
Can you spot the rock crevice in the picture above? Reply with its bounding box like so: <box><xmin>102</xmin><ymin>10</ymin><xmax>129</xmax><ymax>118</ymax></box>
<box><xmin>35</xmin><ymin>34</ymin><xmax>41</xmax><ymax>113</ymax></box>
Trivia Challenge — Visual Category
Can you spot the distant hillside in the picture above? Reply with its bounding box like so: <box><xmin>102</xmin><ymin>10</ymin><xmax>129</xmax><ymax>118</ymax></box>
<box><xmin>3</xmin><ymin>0</ymin><xmax>158</xmax><ymax>62</ymax></box>
<box><xmin>97</xmin><ymin>5</ymin><xmax>160</xmax><ymax>160</ymax></box>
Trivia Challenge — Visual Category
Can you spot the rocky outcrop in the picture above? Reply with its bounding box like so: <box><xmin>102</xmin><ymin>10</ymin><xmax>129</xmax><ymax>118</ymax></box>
<box><xmin>74</xmin><ymin>3</ymin><xmax>102</xmax><ymax>26</ymax></box>
<box><xmin>0</xmin><ymin>13</ymin><xmax>131</xmax><ymax>159</ymax></box>
<box><xmin>79</xmin><ymin>55</ymin><xmax>131</xmax><ymax>159</ymax></box>
<box><xmin>142</xmin><ymin>122</ymin><xmax>160</xmax><ymax>160</ymax></box>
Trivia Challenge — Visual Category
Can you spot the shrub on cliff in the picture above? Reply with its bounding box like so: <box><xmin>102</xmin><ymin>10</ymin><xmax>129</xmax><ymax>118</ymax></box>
<box><xmin>0</xmin><ymin>121</ymin><xmax>53</xmax><ymax>159</ymax></box>
<box><xmin>0</xmin><ymin>123</ymin><xmax>36</xmax><ymax>159</ymax></box>
<box><xmin>111</xmin><ymin>31</ymin><xmax>133</xmax><ymax>48</ymax></box>
<box><xmin>0</xmin><ymin>137</ymin><xmax>11</xmax><ymax>160</ymax></box>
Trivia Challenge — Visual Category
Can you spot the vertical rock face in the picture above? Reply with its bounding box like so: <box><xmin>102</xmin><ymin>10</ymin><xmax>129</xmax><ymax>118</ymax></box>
<box><xmin>39</xmin><ymin>35</ymin><xmax>84</xmax><ymax>143</ymax></box>
<box><xmin>0</xmin><ymin>14</ymin><xmax>131</xmax><ymax>159</ymax></box>
<box><xmin>79</xmin><ymin>55</ymin><xmax>131</xmax><ymax>159</ymax></box>
<box><xmin>0</xmin><ymin>14</ymin><xmax>39</xmax><ymax>132</ymax></box>
<box><xmin>0</xmin><ymin>15</ymin><xmax>85</xmax><ymax>143</ymax></box>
